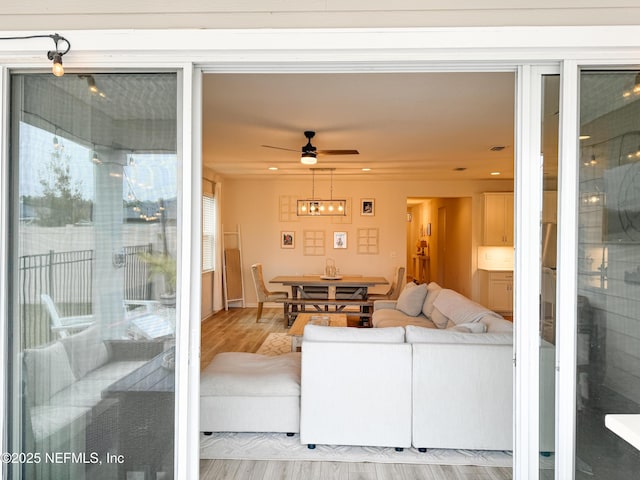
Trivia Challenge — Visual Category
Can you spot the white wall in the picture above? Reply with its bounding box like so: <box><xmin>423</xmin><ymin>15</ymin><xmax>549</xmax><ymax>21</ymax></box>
<box><xmin>222</xmin><ymin>175</ymin><xmax>511</xmax><ymax>306</ymax></box>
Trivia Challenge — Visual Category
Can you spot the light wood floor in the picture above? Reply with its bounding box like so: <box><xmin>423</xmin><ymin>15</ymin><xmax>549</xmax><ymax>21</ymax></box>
<box><xmin>200</xmin><ymin>306</ymin><xmax>288</xmax><ymax>370</ymax></box>
<box><xmin>200</xmin><ymin>459</ymin><xmax>513</xmax><ymax>480</ymax></box>
<box><xmin>199</xmin><ymin>307</ymin><xmax>514</xmax><ymax>480</ymax></box>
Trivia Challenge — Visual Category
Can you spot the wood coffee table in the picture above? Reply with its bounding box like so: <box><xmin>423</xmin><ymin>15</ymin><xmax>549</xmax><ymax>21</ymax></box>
<box><xmin>288</xmin><ymin>312</ymin><xmax>347</xmax><ymax>352</ymax></box>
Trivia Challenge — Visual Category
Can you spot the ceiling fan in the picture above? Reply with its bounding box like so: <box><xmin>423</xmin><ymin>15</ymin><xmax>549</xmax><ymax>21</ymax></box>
<box><xmin>261</xmin><ymin>130</ymin><xmax>359</xmax><ymax>165</ymax></box>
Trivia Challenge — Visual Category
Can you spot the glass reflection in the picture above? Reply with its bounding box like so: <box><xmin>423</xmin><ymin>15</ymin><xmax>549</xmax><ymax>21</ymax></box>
<box><xmin>10</xmin><ymin>73</ymin><xmax>178</xmax><ymax>479</ymax></box>
<box><xmin>575</xmin><ymin>70</ymin><xmax>640</xmax><ymax>479</ymax></box>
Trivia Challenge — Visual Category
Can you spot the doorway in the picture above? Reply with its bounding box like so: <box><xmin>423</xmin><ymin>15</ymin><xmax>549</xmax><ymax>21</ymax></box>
<box><xmin>406</xmin><ymin>197</ymin><xmax>474</xmax><ymax>297</ymax></box>
<box><xmin>200</xmin><ymin>69</ymin><xmax>517</xmax><ymax>469</ymax></box>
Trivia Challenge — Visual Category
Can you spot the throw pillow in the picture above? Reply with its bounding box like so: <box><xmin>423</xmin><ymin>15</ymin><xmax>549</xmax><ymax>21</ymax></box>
<box><xmin>61</xmin><ymin>325</ymin><xmax>109</xmax><ymax>379</ymax></box>
<box><xmin>23</xmin><ymin>342</ymin><xmax>77</xmax><ymax>406</ymax></box>
<box><xmin>396</xmin><ymin>282</ymin><xmax>428</xmax><ymax>317</ymax></box>
<box><xmin>430</xmin><ymin>306</ymin><xmax>450</xmax><ymax>329</ymax></box>
<box><xmin>421</xmin><ymin>282</ymin><xmax>442</xmax><ymax>318</ymax></box>
<box><xmin>452</xmin><ymin>322</ymin><xmax>488</xmax><ymax>333</ymax></box>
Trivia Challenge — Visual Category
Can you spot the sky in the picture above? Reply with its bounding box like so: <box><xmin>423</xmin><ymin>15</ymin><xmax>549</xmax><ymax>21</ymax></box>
<box><xmin>19</xmin><ymin>122</ymin><xmax>178</xmax><ymax>203</ymax></box>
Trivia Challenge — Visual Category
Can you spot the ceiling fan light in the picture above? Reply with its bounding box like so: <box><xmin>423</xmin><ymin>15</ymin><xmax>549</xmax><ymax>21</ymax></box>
<box><xmin>301</xmin><ymin>152</ymin><xmax>317</xmax><ymax>165</ymax></box>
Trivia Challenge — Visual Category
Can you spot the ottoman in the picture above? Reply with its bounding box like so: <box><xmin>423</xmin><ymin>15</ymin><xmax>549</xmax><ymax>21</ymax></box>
<box><xmin>200</xmin><ymin>352</ymin><xmax>301</xmax><ymax>434</ymax></box>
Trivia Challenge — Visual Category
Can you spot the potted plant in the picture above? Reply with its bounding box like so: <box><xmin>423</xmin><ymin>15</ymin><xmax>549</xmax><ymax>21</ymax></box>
<box><xmin>139</xmin><ymin>252</ymin><xmax>177</xmax><ymax>306</ymax></box>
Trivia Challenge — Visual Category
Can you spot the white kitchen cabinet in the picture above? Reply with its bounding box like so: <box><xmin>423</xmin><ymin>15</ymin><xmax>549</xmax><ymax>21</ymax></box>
<box><xmin>483</xmin><ymin>193</ymin><xmax>514</xmax><ymax>246</ymax></box>
<box><xmin>486</xmin><ymin>271</ymin><xmax>513</xmax><ymax>316</ymax></box>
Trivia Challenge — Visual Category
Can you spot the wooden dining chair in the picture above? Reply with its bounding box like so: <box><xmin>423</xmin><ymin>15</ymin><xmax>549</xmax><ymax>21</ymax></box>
<box><xmin>250</xmin><ymin>263</ymin><xmax>288</xmax><ymax>322</ymax></box>
<box><xmin>368</xmin><ymin>266</ymin><xmax>406</xmax><ymax>301</ymax></box>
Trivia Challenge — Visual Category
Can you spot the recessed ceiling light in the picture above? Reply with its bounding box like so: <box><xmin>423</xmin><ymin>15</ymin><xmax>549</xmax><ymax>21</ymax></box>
<box><xmin>490</xmin><ymin>146</ymin><xmax>506</xmax><ymax>152</ymax></box>
<box><xmin>362</xmin><ymin>168</ymin><xmax>371</xmax><ymax>172</ymax></box>
<box><xmin>453</xmin><ymin>167</ymin><xmax>466</xmax><ymax>171</ymax></box>
<box><xmin>268</xmin><ymin>166</ymin><xmax>278</xmax><ymax>171</ymax></box>
<box><xmin>579</xmin><ymin>135</ymin><xmax>591</xmax><ymax>140</ymax></box>
<box><xmin>490</xmin><ymin>171</ymin><xmax>501</xmax><ymax>176</ymax></box>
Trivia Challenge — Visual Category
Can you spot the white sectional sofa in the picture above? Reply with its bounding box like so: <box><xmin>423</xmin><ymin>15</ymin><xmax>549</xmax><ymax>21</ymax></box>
<box><xmin>298</xmin><ymin>323</ymin><xmax>524</xmax><ymax>452</ymax></box>
<box><xmin>201</xmin><ymin>282</ymin><xmax>556</xmax><ymax>454</ymax></box>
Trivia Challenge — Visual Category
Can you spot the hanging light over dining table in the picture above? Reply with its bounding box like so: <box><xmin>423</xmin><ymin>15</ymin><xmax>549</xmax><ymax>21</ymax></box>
<box><xmin>297</xmin><ymin>168</ymin><xmax>347</xmax><ymax>216</ymax></box>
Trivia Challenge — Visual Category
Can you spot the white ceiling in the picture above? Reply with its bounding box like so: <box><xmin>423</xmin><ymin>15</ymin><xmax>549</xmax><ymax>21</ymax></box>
<box><xmin>202</xmin><ymin>72</ymin><xmax>516</xmax><ymax>181</ymax></box>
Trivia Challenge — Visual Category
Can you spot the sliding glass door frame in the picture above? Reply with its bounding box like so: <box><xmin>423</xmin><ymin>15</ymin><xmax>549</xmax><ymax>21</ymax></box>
<box><xmin>0</xmin><ymin>63</ymin><xmax>201</xmax><ymax>480</ymax></box>
<box><xmin>556</xmin><ymin>59</ymin><xmax>581</xmax><ymax>480</ymax></box>
<box><xmin>555</xmin><ymin>59</ymin><xmax>640</xmax><ymax>480</ymax></box>
<box><xmin>0</xmin><ymin>66</ymin><xmax>8</xmax><ymax>480</ymax></box>
<box><xmin>514</xmin><ymin>64</ymin><xmax>561</xmax><ymax>480</ymax></box>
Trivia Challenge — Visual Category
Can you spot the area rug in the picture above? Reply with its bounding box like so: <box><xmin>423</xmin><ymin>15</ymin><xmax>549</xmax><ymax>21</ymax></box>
<box><xmin>200</xmin><ymin>432</ymin><xmax>518</xmax><ymax>467</ymax></box>
<box><xmin>255</xmin><ymin>333</ymin><xmax>291</xmax><ymax>355</ymax></box>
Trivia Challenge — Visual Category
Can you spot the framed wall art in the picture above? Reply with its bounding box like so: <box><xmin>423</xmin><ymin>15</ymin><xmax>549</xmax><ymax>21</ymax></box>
<box><xmin>280</xmin><ymin>231</ymin><xmax>295</xmax><ymax>249</ymax></box>
<box><xmin>360</xmin><ymin>198</ymin><xmax>375</xmax><ymax>216</ymax></box>
<box><xmin>333</xmin><ymin>231</ymin><xmax>347</xmax><ymax>249</ymax></box>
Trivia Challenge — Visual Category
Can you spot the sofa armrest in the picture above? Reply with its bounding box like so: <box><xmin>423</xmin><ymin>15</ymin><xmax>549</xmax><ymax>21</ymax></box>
<box><xmin>106</xmin><ymin>339</ymin><xmax>165</xmax><ymax>361</ymax></box>
<box><xmin>373</xmin><ymin>300</ymin><xmax>398</xmax><ymax>311</ymax></box>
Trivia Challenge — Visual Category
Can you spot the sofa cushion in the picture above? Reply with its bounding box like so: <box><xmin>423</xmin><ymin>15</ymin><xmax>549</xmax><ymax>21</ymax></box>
<box><xmin>61</xmin><ymin>325</ymin><xmax>109</xmax><ymax>379</ymax></box>
<box><xmin>29</xmin><ymin>405</ymin><xmax>90</xmax><ymax>443</ymax></box>
<box><xmin>482</xmin><ymin>315</ymin><xmax>514</xmax><ymax>333</ymax></box>
<box><xmin>452</xmin><ymin>322</ymin><xmax>488</xmax><ymax>333</ymax></box>
<box><xmin>433</xmin><ymin>288</ymin><xmax>503</xmax><ymax>326</ymax></box>
<box><xmin>201</xmin><ymin>352</ymin><xmax>301</xmax><ymax>397</ymax></box>
<box><xmin>396</xmin><ymin>282</ymin><xmax>428</xmax><ymax>317</ymax></box>
<box><xmin>24</xmin><ymin>341</ymin><xmax>77</xmax><ymax>407</ymax></box>
<box><xmin>372</xmin><ymin>300</ymin><xmax>399</xmax><ymax>311</ymax></box>
<box><xmin>372</xmin><ymin>308</ymin><xmax>437</xmax><ymax>329</ymax></box>
<box><xmin>48</xmin><ymin>378</ymin><xmax>116</xmax><ymax>408</ymax></box>
<box><xmin>405</xmin><ymin>325</ymin><xmax>513</xmax><ymax>344</ymax></box>
<box><xmin>421</xmin><ymin>282</ymin><xmax>442</xmax><ymax>318</ymax></box>
<box><xmin>46</xmin><ymin>360</ymin><xmax>149</xmax><ymax>408</ymax></box>
<box><xmin>304</xmin><ymin>324</ymin><xmax>406</xmax><ymax>343</ymax></box>
<box><xmin>430</xmin><ymin>307</ymin><xmax>451</xmax><ymax>329</ymax></box>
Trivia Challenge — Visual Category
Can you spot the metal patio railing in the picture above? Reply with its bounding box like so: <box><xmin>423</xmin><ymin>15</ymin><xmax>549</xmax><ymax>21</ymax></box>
<box><xmin>18</xmin><ymin>244</ymin><xmax>152</xmax><ymax>348</ymax></box>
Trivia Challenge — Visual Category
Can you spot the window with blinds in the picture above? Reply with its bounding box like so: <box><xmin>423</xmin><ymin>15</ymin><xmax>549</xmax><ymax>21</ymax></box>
<box><xmin>202</xmin><ymin>194</ymin><xmax>216</xmax><ymax>272</ymax></box>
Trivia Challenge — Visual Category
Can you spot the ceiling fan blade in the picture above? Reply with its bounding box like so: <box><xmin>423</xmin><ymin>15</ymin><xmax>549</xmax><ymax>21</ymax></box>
<box><xmin>261</xmin><ymin>145</ymin><xmax>299</xmax><ymax>152</ymax></box>
<box><xmin>317</xmin><ymin>149</ymin><xmax>360</xmax><ymax>156</ymax></box>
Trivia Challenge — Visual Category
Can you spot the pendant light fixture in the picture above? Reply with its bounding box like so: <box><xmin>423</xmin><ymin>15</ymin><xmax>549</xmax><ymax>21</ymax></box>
<box><xmin>297</xmin><ymin>168</ymin><xmax>346</xmax><ymax>216</ymax></box>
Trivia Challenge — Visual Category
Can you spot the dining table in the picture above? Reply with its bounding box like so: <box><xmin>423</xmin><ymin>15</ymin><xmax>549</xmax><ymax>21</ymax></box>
<box><xmin>269</xmin><ymin>274</ymin><xmax>388</xmax><ymax>326</ymax></box>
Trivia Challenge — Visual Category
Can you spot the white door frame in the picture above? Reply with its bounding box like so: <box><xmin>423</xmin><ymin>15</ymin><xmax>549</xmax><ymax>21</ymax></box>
<box><xmin>556</xmin><ymin>59</ymin><xmax>581</xmax><ymax>480</ymax></box>
<box><xmin>2</xmin><ymin>26</ymin><xmax>640</xmax><ymax>479</ymax></box>
<box><xmin>514</xmin><ymin>64</ymin><xmax>557</xmax><ymax>480</ymax></box>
